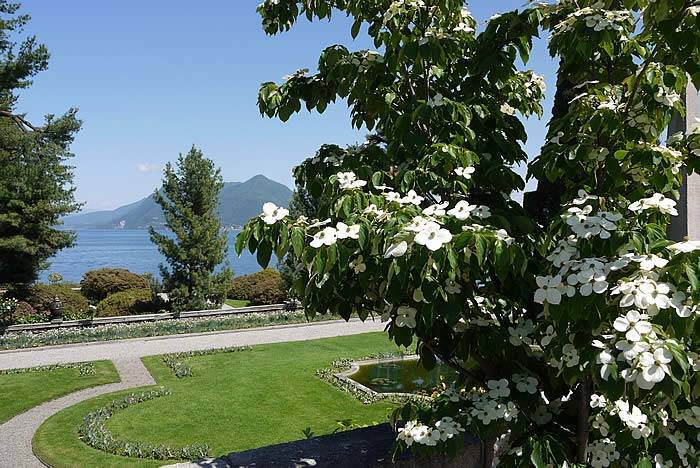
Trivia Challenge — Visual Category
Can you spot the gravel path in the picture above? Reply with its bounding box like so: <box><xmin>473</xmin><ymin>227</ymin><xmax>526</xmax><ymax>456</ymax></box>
<box><xmin>0</xmin><ymin>318</ymin><xmax>384</xmax><ymax>467</ymax></box>
<box><xmin>0</xmin><ymin>358</ymin><xmax>156</xmax><ymax>467</ymax></box>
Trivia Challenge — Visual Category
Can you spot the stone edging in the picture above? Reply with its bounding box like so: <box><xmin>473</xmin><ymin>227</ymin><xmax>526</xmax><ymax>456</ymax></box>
<box><xmin>316</xmin><ymin>353</ymin><xmax>431</xmax><ymax>405</ymax></box>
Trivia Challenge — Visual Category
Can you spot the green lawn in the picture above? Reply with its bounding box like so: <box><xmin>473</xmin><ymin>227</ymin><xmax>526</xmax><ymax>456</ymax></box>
<box><xmin>34</xmin><ymin>332</ymin><xmax>406</xmax><ymax>467</ymax></box>
<box><xmin>0</xmin><ymin>361</ymin><xmax>119</xmax><ymax>424</ymax></box>
<box><xmin>224</xmin><ymin>298</ymin><xmax>250</xmax><ymax>308</ymax></box>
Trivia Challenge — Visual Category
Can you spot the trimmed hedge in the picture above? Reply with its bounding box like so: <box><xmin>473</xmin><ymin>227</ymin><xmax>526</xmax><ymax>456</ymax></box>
<box><xmin>26</xmin><ymin>284</ymin><xmax>90</xmax><ymax>319</ymax></box>
<box><xmin>80</xmin><ymin>268</ymin><xmax>149</xmax><ymax>303</ymax></box>
<box><xmin>229</xmin><ymin>269</ymin><xmax>287</xmax><ymax>305</ymax></box>
<box><xmin>96</xmin><ymin>288</ymin><xmax>152</xmax><ymax>317</ymax></box>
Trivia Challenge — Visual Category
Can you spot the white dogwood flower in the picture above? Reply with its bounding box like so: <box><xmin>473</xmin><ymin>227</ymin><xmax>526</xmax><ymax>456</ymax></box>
<box><xmin>396</xmin><ymin>306</ymin><xmax>417</xmax><ymax>328</ymax></box>
<box><xmin>454</xmin><ymin>166</ymin><xmax>475</xmax><ymax>178</ymax></box>
<box><xmin>487</xmin><ymin>378</ymin><xmax>510</xmax><ymax>398</ymax></box>
<box><xmin>414</xmin><ymin>222</ymin><xmax>452</xmax><ymax>251</ymax></box>
<box><xmin>534</xmin><ymin>275</ymin><xmax>563</xmax><ymax>305</ymax></box>
<box><xmin>384</xmin><ymin>241</ymin><xmax>408</xmax><ymax>258</ymax></box>
<box><xmin>445</xmin><ymin>279</ymin><xmax>461</xmax><ymax>294</ymax></box>
<box><xmin>613</xmin><ymin>311</ymin><xmax>652</xmax><ymax>342</ymax></box>
<box><xmin>423</xmin><ymin>202</ymin><xmax>449</xmax><ymax>216</ymax></box>
<box><xmin>384</xmin><ymin>191</ymin><xmax>402</xmax><ymax>203</ymax></box>
<box><xmin>401</xmin><ymin>190</ymin><xmax>424</xmax><ymax>205</ymax></box>
<box><xmin>447</xmin><ymin>200</ymin><xmax>476</xmax><ymax>220</ymax></box>
<box><xmin>350</xmin><ymin>255</ymin><xmax>366</xmax><ymax>274</ymax></box>
<box><xmin>495</xmin><ymin>229</ymin><xmax>514</xmax><ymax>245</ymax></box>
<box><xmin>500</xmin><ymin>103</ymin><xmax>515</xmax><ymax>115</ymax></box>
<box><xmin>335</xmin><ymin>222</ymin><xmax>360</xmax><ymax>239</ymax></box>
<box><xmin>512</xmin><ymin>374</ymin><xmax>538</xmax><ymax>394</ymax></box>
<box><xmin>562</xmin><ymin>343</ymin><xmax>580</xmax><ymax>367</ymax></box>
<box><xmin>260</xmin><ymin>202</ymin><xmax>289</xmax><ymax>225</ymax></box>
<box><xmin>668</xmin><ymin>240</ymin><xmax>700</xmax><ymax>253</ymax></box>
<box><xmin>628</xmin><ymin>193</ymin><xmax>678</xmax><ymax>216</ymax></box>
<box><xmin>472</xmin><ymin>205</ymin><xmax>491</xmax><ymax>218</ymax></box>
<box><xmin>637</xmin><ymin>346</ymin><xmax>672</xmax><ymax>389</ymax></box>
<box><xmin>336</xmin><ymin>171</ymin><xmax>367</xmax><ymax>190</ymax></box>
<box><xmin>364</xmin><ymin>204</ymin><xmax>385</xmax><ymax>217</ymax></box>
<box><xmin>310</xmin><ymin>227</ymin><xmax>338</xmax><ymax>248</ymax></box>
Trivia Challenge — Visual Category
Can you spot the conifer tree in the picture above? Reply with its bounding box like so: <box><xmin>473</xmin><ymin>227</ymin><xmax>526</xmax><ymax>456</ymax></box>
<box><xmin>0</xmin><ymin>0</ymin><xmax>82</xmax><ymax>288</ymax></box>
<box><xmin>150</xmin><ymin>146</ymin><xmax>232</xmax><ymax>311</ymax></box>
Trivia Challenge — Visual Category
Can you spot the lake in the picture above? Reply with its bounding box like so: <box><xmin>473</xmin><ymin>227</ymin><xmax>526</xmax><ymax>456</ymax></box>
<box><xmin>38</xmin><ymin>229</ymin><xmax>270</xmax><ymax>283</ymax></box>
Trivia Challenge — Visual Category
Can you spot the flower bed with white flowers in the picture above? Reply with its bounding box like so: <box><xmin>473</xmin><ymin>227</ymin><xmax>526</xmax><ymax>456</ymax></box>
<box><xmin>0</xmin><ymin>309</ymin><xmax>339</xmax><ymax>349</ymax></box>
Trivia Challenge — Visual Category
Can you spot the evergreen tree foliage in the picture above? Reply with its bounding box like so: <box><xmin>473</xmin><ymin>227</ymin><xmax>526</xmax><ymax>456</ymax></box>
<box><xmin>149</xmin><ymin>146</ymin><xmax>232</xmax><ymax>311</ymax></box>
<box><xmin>0</xmin><ymin>0</ymin><xmax>81</xmax><ymax>288</ymax></box>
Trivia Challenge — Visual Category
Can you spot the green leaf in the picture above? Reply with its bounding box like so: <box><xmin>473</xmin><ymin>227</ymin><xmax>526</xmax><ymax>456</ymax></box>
<box><xmin>351</xmin><ymin>19</ymin><xmax>361</xmax><ymax>39</ymax></box>
<box><xmin>686</xmin><ymin>264</ymin><xmax>699</xmax><ymax>291</ymax></box>
<box><xmin>474</xmin><ymin>235</ymin><xmax>487</xmax><ymax>266</ymax></box>
<box><xmin>530</xmin><ymin>440</ymin><xmax>545</xmax><ymax>468</ymax></box>
<box><xmin>256</xmin><ymin>241</ymin><xmax>272</xmax><ymax>268</ymax></box>
<box><xmin>291</xmin><ymin>228</ymin><xmax>304</xmax><ymax>257</ymax></box>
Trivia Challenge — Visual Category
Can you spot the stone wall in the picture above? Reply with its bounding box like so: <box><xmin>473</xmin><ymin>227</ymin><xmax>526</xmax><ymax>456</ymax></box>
<box><xmin>163</xmin><ymin>423</ymin><xmax>485</xmax><ymax>468</ymax></box>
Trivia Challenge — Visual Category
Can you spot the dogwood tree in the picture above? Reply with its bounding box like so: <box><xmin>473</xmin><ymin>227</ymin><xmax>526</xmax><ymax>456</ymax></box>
<box><xmin>238</xmin><ymin>0</ymin><xmax>699</xmax><ymax>466</ymax></box>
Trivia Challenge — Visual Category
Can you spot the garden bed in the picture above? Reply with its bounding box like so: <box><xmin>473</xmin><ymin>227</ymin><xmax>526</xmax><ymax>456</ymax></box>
<box><xmin>0</xmin><ymin>309</ymin><xmax>340</xmax><ymax>350</ymax></box>
<box><xmin>33</xmin><ymin>333</ymin><xmax>405</xmax><ymax>467</ymax></box>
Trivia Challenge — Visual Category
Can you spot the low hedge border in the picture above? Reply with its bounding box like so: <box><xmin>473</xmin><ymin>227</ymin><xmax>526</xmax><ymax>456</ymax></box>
<box><xmin>0</xmin><ymin>362</ymin><xmax>95</xmax><ymax>376</ymax></box>
<box><xmin>316</xmin><ymin>352</ymin><xmax>427</xmax><ymax>405</ymax></box>
<box><xmin>161</xmin><ymin>345</ymin><xmax>252</xmax><ymax>378</ymax></box>
<box><xmin>78</xmin><ymin>387</ymin><xmax>210</xmax><ymax>460</ymax></box>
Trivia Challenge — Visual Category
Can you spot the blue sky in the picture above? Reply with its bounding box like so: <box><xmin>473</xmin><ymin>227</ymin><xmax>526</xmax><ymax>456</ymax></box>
<box><xmin>18</xmin><ymin>0</ymin><xmax>556</xmax><ymax>210</ymax></box>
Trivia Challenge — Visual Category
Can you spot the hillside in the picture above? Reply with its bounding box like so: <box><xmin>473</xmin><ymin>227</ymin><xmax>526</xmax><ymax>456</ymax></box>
<box><xmin>63</xmin><ymin>174</ymin><xmax>292</xmax><ymax>229</ymax></box>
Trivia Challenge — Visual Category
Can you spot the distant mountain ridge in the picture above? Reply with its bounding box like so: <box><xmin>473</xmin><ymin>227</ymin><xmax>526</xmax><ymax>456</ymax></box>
<box><xmin>63</xmin><ymin>174</ymin><xmax>292</xmax><ymax>229</ymax></box>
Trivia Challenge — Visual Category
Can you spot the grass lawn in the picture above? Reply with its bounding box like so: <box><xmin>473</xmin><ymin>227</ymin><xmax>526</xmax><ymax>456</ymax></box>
<box><xmin>0</xmin><ymin>361</ymin><xmax>119</xmax><ymax>424</ymax></box>
<box><xmin>34</xmin><ymin>332</ymin><xmax>407</xmax><ymax>467</ymax></box>
<box><xmin>224</xmin><ymin>298</ymin><xmax>250</xmax><ymax>308</ymax></box>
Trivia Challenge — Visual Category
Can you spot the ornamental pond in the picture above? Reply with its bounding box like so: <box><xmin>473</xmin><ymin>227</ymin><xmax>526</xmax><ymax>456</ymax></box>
<box><xmin>346</xmin><ymin>356</ymin><xmax>458</xmax><ymax>394</ymax></box>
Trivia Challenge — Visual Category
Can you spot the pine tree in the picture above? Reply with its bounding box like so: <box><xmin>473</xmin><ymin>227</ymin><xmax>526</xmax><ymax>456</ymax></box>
<box><xmin>0</xmin><ymin>1</ymin><xmax>82</xmax><ymax>289</ymax></box>
<box><xmin>149</xmin><ymin>146</ymin><xmax>232</xmax><ymax>311</ymax></box>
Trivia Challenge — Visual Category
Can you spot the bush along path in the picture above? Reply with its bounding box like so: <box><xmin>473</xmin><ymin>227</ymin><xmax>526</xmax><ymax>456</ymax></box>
<box><xmin>0</xmin><ymin>318</ymin><xmax>385</xmax><ymax>467</ymax></box>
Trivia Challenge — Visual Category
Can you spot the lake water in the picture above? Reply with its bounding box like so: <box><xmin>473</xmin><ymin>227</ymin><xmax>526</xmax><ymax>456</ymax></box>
<box><xmin>38</xmin><ymin>229</ymin><xmax>269</xmax><ymax>283</ymax></box>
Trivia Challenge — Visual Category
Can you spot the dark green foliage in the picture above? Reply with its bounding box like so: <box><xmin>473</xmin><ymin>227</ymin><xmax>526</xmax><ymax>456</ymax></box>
<box><xmin>26</xmin><ymin>284</ymin><xmax>89</xmax><ymax>319</ymax></box>
<box><xmin>95</xmin><ymin>288</ymin><xmax>152</xmax><ymax>317</ymax></box>
<box><xmin>0</xmin><ymin>1</ymin><xmax>81</xmax><ymax>287</ymax></box>
<box><xmin>229</xmin><ymin>268</ymin><xmax>284</xmax><ymax>301</ymax></box>
<box><xmin>279</xmin><ymin>189</ymin><xmax>317</xmax><ymax>289</ymax></box>
<box><xmin>149</xmin><ymin>146</ymin><xmax>233</xmax><ymax>311</ymax></box>
<box><xmin>80</xmin><ymin>268</ymin><xmax>149</xmax><ymax>303</ymax></box>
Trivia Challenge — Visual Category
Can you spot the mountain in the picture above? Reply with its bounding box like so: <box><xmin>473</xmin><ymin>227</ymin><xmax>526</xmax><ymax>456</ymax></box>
<box><xmin>63</xmin><ymin>174</ymin><xmax>292</xmax><ymax>229</ymax></box>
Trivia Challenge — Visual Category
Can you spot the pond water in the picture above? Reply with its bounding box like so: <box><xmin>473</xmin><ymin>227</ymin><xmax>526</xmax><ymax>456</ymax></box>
<box><xmin>348</xmin><ymin>357</ymin><xmax>458</xmax><ymax>394</ymax></box>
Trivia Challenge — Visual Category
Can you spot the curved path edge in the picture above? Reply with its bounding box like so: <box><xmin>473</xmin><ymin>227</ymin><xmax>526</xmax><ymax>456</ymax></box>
<box><xmin>0</xmin><ymin>318</ymin><xmax>385</xmax><ymax>467</ymax></box>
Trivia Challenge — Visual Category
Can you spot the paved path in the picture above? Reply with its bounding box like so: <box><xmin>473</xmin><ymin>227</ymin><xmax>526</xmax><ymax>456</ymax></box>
<box><xmin>0</xmin><ymin>318</ymin><xmax>384</xmax><ymax>467</ymax></box>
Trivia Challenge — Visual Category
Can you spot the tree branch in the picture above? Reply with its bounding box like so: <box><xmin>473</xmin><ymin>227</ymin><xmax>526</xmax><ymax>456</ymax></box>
<box><xmin>0</xmin><ymin>110</ymin><xmax>42</xmax><ymax>132</ymax></box>
<box><xmin>576</xmin><ymin>377</ymin><xmax>592</xmax><ymax>463</ymax></box>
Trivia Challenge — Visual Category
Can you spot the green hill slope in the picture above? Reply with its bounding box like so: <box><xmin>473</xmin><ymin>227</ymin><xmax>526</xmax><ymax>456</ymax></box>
<box><xmin>63</xmin><ymin>175</ymin><xmax>292</xmax><ymax>229</ymax></box>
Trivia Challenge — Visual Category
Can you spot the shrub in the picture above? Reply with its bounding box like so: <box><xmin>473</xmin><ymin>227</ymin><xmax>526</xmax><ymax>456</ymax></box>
<box><xmin>229</xmin><ymin>269</ymin><xmax>285</xmax><ymax>302</ymax></box>
<box><xmin>10</xmin><ymin>301</ymin><xmax>49</xmax><ymax>324</ymax></box>
<box><xmin>80</xmin><ymin>268</ymin><xmax>149</xmax><ymax>303</ymax></box>
<box><xmin>96</xmin><ymin>288</ymin><xmax>152</xmax><ymax>317</ymax></box>
<box><xmin>248</xmin><ymin>275</ymin><xmax>287</xmax><ymax>306</ymax></box>
<box><xmin>26</xmin><ymin>284</ymin><xmax>90</xmax><ymax>320</ymax></box>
